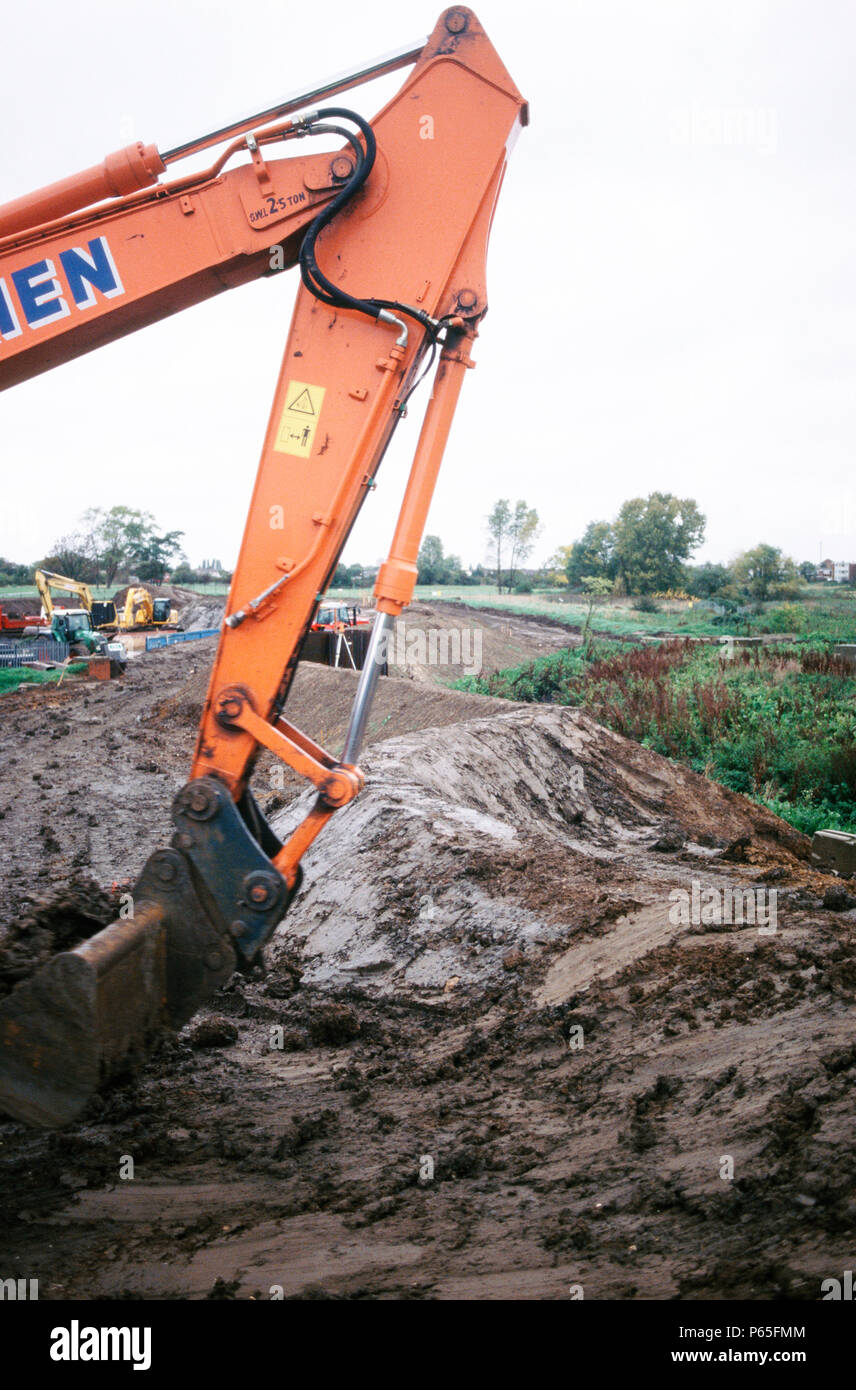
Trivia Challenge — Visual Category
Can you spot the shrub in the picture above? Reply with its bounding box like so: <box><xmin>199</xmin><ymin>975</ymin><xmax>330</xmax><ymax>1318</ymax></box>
<box><xmin>763</xmin><ymin>603</ymin><xmax>805</xmax><ymax>634</ymax></box>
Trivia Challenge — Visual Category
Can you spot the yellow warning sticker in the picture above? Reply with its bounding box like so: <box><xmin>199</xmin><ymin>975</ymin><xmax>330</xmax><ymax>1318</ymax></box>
<box><xmin>273</xmin><ymin>380</ymin><xmax>326</xmax><ymax>458</ymax></box>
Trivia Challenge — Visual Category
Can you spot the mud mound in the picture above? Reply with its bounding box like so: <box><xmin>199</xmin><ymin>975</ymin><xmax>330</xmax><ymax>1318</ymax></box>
<box><xmin>153</xmin><ymin>662</ymin><xmax>524</xmax><ymax>761</ymax></box>
<box><xmin>0</xmin><ymin>655</ymin><xmax>520</xmax><ymax>930</ymax></box>
<box><xmin>283</xmin><ymin>665</ymin><xmax>523</xmax><ymax>752</ymax></box>
<box><xmin>0</xmin><ymin>596</ymin><xmax>40</xmax><ymax>619</ymax></box>
<box><xmin>268</xmin><ymin>704</ymin><xmax>810</xmax><ymax>995</ymax></box>
<box><xmin>175</xmin><ymin>594</ymin><xmax>226</xmax><ymax>633</ymax></box>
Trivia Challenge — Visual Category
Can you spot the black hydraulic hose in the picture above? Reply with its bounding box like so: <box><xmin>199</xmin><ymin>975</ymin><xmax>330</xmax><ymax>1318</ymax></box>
<box><xmin>296</xmin><ymin>122</ymin><xmax>367</xmax><ymax>307</ymax></box>
<box><xmin>297</xmin><ymin>106</ymin><xmax>443</xmax><ymax>341</ymax></box>
<box><xmin>298</xmin><ymin>107</ymin><xmax>379</xmax><ymax>318</ymax></box>
<box><xmin>296</xmin><ymin>127</ymin><xmax>364</xmax><ymax>278</ymax></box>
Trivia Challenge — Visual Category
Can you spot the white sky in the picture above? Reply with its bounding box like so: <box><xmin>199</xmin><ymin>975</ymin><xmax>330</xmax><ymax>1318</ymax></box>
<box><xmin>1</xmin><ymin>0</ymin><xmax>854</xmax><ymax>573</ymax></box>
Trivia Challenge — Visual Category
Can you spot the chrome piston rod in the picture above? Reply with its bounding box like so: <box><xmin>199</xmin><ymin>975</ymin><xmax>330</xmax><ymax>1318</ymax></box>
<box><xmin>161</xmin><ymin>39</ymin><xmax>425</xmax><ymax>163</ymax></box>
<box><xmin>341</xmin><ymin>611</ymin><xmax>393</xmax><ymax>766</ymax></box>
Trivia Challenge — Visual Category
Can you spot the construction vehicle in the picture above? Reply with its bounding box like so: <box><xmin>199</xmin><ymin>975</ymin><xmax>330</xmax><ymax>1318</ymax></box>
<box><xmin>116</xmin><ymin>587</ymin><xmax>178</xmax><ymax>630</ymax></box>
<box><xmin>34</xmin><ymin>569</ymin><xmax>117</xmax><ymax>632</ymax></box>
<box><xmin>34</xmin><ymin>571</ymin><xmax>176</xmax><ymax>634</ymax></box>
<box><xmin>33</xmin><ymin>569</ymin><xmax>118</xmax><ymax>656</ymax></box>
<box><xmin>306</xmin><ymin>602</ymin><xmax>375</xmax><ymax>670</ymax></box>
<box><xmin>304</xmin><ymin>602</ymin><xmax>378</xmax><ymax>672</ymax></box>
<box><xmin>0</xmin><ymin>8</ymin><xmax>526</xmax><ymax>1127</ymax></box>
<box><xmin>311</xmin><ymin>603</ymin><xmax>368</xmax><ymax>632</ymax></box>
<box><xmin>0</xmin><ymin>604</ymin><xmax>35</xmax><ymax>636</ymax></box>
<box><xmin>315</xmin><ymin>606</ymin><xmax>366</xmax><ymax>633</ymax></box>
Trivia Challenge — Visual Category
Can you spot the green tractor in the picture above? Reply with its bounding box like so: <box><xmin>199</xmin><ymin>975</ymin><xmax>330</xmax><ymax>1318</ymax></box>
<box><xmin>49</xmin><ymin>608</ymin><xmax>106</xmax><ymax>654</ymax></box>
<box><xmin>50</xmin><ymin>609</ymin><xmax>126</xmax><ymax>672</ymax></box>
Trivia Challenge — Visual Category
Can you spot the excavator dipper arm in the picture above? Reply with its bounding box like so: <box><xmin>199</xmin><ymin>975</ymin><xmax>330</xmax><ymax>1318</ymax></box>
<box><xmin>0</xmin><ymin>8</ymin><xmax>526</xmax><ymax>1126</ymax></box>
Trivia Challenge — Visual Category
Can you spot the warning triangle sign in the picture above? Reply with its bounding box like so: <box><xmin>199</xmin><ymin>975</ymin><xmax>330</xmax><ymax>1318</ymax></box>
<box><xmin>288</xmin><ymin>388</ymin><xmax>316</xmax><ymax>415</ymax></box>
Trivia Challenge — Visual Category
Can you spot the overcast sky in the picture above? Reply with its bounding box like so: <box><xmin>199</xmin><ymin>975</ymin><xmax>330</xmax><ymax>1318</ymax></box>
<box><xmin>2</xmin><ymin>0</ymin><xmax>854</xmax><ymax>573</ymax></box>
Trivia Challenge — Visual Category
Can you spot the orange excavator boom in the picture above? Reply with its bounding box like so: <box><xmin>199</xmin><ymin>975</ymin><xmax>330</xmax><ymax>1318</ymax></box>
<box><xmin>0</xmin><ymin>7</ymin><xmax>527</xmax><ymax>1127</ymax></box>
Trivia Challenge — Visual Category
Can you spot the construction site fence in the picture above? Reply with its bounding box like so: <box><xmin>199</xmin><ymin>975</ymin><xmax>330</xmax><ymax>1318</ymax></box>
<box><xmin>0</xmin><ymin>637</ymin><xmax>70</xmax><ymax>667</ymax></box>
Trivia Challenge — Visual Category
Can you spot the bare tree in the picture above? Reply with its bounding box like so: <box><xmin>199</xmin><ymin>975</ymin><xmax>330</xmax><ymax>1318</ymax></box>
<box><xmin>483</xmin><ymin>500</ymin><xmax>511</xmax><ymax>592</ymax></box>
<box><xmin>486</xmin><ymin>498</ymin><xmax>511</xmax><ymax>592</ymax></box>
<box><xmin>506</xmin><ymin>501</ymin><xmax>541</xmax><ymax>592</ymax></box>
<box><xmin>39</xmin><ymin>532</ymin><xmax>100</xmax><ymax>583</ymax></box>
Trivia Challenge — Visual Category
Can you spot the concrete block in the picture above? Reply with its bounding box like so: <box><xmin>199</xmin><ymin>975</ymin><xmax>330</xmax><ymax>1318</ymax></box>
<box><xmin>811</xmin><ymin>829</ymin><xmax>856</xmax><ymax>877</ymax></box>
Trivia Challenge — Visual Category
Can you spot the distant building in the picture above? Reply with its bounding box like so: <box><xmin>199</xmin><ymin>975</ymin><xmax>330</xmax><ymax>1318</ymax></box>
<box><xmin>816</xmin><ymin>558</ymin><xmax>855</xmax><ymax>582</ymax></box>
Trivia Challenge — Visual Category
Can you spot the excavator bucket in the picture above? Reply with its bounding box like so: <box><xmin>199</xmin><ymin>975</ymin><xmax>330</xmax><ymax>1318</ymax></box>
<box><xmin>0</xmin><ymin>908</ymin><xmax>167</xmax><ymax>1128</ymax></box>
<box><xmin>0</xmin><ymin>781</ymin><xmax>296</xmax><ymax>1128</ymax></box>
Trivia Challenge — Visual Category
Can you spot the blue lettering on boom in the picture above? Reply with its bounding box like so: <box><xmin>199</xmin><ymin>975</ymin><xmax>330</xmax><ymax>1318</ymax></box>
<box><xmin>59</xmin><ymin>239</ymin><xmax>124</xmax><ymax>308</ymax></box>
<box><xmin>1</xmin><ymin>236</ymin><xmax>124</xmax><ymax>341</ymax></box>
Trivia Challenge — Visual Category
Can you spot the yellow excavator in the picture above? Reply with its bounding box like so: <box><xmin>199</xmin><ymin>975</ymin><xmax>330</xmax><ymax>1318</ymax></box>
<box><xmin>117</xmin><ymin>587</ymin><xmax>178</xmax><ymax>630</ymax></box>
<box><xmin>34</xmin><ymin>569</ymin><xmax>117</xmax><ymax>632</ymax></box>
<box><xmin>36</xmin><ymin>571</ymin><xmax>178</xmax><ymax>633</ymax></box>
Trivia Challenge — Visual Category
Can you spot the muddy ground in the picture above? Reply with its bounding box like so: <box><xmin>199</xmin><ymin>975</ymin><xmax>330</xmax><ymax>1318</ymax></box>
<box><xmin>0</xmin><ymin>605</ymin><xmax>855</xmax><ymax>1300</ymax></box>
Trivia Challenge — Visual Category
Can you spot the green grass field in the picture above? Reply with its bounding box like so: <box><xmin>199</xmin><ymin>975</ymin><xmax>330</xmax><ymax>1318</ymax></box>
<box><xmin>0</xmin><ymin>663</ymin><xmax>87</xmax><ymax>693</ymax></box>
<box><xmin>326</xmin><ymin>584</ymin><xmax>856</xmax><ymax>643</ymax></box>
<box><xmin>0</xmin><ymin>582</ymin><xmax>232</xmax><ymax>600</ymax></box>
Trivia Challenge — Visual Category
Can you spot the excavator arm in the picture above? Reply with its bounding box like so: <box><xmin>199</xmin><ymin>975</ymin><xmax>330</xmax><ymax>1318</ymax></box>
<box><xmin>33</xmin><ymin>569</ymin><xmax>117</xmax><ymax>647</ymax></box>
<box><xmin>33</xmin><ymin>569</ymin><xmax>55</xmax><ymax>621</ymax></box>
<box><xmin>34</xmin><ymin>570</ymin><xmax>95</xmax><ymax>618</ymax></box>
<box><xmin>0</xmin><ymin>8</ymin><xmax>527</xmax><ymax>1127</ymax></box>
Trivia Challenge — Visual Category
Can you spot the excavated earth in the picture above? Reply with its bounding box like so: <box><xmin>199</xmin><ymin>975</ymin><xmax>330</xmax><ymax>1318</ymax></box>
<box><xmin>1</xmin><ymin>618</ymin><xmax>855</xmax><ymax>1301</ymax></box>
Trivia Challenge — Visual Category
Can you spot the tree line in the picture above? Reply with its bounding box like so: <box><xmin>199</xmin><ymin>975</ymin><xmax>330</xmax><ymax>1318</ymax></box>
<box><xmin>432</xmin><ymin>491</ymin><xmax>818</xmax><ymax>601</ymax></box>
<box><xmin>0</xmin><ymin>506</ymin><xmax>228</xmax><ymax>588</ymax></box>
<box><xmin>3</xmin><ymin>492</ymin><xmax>827</xmax><ymax>604</ymax></box>
<box><xmin>556</xmin><ymin>495</ymin><xmax>817</xmax><ymax>601</ymax></box>
<box><xmin>331</xmin><ymin>490</ymin><xmax>820</xmax><ymax>600</ymax></box>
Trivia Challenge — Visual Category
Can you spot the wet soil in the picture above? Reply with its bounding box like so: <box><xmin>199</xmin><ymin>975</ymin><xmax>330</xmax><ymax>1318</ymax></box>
<box><xmin>0</xmin><ymin>618</ymin><xmax>854</xmax><ymax>1300</ymax></box>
